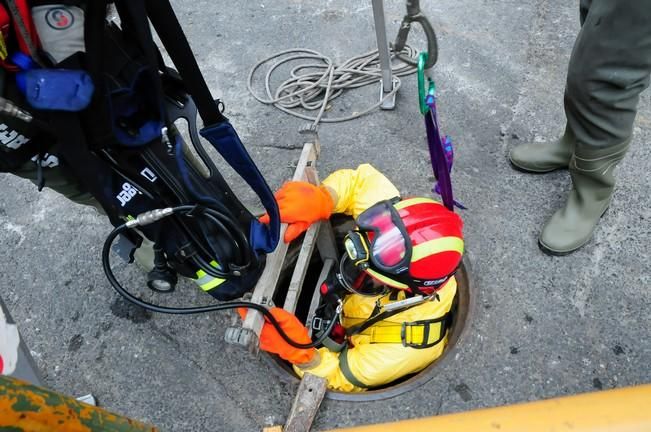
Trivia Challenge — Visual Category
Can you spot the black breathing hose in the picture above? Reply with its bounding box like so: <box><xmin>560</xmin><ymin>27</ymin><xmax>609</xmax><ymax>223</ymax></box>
<box><xmin>102</xmin><ymin>207</ymin><xmax>338</xmax><ymax>349</ymax></box>
<box><xmin>173</xmin><ymin>204</ymin><xmax>248</xmax><ymax>279</ymax></box>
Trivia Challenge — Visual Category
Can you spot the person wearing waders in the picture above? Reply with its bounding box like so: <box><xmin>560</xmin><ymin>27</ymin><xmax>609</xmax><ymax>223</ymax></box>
<box><xmin>509</xmin><ymin>0</ymin><xmax>651</xmax><ymax>255</ymax></box>
<box><xmin>241</xmin><ymin>164</ymin><xmax>464</xmax><ymax>392</ymax></box>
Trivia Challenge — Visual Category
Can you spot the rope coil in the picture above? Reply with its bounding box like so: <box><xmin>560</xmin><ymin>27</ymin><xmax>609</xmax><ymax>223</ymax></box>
<box><xmin>247</xmin><ymin>46</ymin><xmax>419</xmax><ymax>128</ymax></box>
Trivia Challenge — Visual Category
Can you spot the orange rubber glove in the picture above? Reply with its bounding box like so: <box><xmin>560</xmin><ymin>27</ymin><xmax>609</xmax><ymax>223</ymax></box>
<box><xmin>238</xmin><ymin>307</ymin><xmax>316</xmax><ymax>365</ymax></box>
<box><xmin>260</xmin><ymin>181</ymin><xmax>334</xmax><ymax>243</ymax></box>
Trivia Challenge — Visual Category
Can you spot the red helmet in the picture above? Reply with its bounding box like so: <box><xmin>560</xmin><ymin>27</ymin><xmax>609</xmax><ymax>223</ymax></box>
<box><xmin>344</xmin><ymin>197</ymin><xmax>464</xmax><ymax>294</ymax></box>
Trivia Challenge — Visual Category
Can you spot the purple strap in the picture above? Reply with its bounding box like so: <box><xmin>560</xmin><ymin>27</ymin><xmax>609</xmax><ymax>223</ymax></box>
<box><xmin>424</xmin><ymin>98</ymin><xmax>465</xmax><ymax>211</ymax></box>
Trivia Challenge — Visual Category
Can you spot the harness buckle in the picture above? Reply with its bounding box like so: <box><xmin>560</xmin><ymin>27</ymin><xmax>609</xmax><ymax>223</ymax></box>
<box><xmin>400</xmin><ymin>316</ymin><xmax>449</xmax><ymax>349</ymax></box>
<box><xmin>335</xmin><ymin>299</ymin><xmax>343</xmax><ymax>316</ymax></box>
<box><xmin>161</xmin><ymin>126</ymin><xmax>173</xmax><ymax>154</ymax></box>
<box><xmin>312</xmin><ymin>317</ymin><xmax>323</xmax><ymax>331</ymax></box>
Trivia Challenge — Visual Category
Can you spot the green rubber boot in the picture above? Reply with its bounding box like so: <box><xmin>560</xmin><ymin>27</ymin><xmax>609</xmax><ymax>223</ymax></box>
<box><xmin>508</xmin><ymin>127</ymin><xmax>575</xmax><ymax>173</ymax></box>
<box><xmin>538</xmin><ymin>139</ymin><xmax>630</xmax><ymax>255</ymax></box>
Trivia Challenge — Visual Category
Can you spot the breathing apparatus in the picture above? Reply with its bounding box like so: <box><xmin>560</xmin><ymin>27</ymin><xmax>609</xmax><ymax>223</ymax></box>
<box><xmin>83</xmin><ymin>1</ymin><xmax>336</xmax><ymax>349</ymax></box>
<box><xmin>102</xmin><ymin>208</ymin><xmax>338</xmax><ymax>350</ymax></box>
<box><xmin>0</xmin><ymin>0</ymin><xmax>336</xmax><ymax>350</ymax></box>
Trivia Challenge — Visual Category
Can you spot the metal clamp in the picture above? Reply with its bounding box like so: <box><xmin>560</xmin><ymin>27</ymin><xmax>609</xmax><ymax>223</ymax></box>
<box><xmin>224</xmin><ymin>326</ymin><xmax>256</xmax><ymax>347</ymax></box>
<box><xmin>393</xmin><ymin>0</ymin><xmax>439</xmax><ymax>68</ymax></box>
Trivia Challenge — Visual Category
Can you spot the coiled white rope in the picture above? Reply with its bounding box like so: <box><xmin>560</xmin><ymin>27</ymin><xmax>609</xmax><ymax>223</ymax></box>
<box><xmin>247</xmin><ymin>46</ymin><xmax>419</xmax><ymax>129</ymax></box>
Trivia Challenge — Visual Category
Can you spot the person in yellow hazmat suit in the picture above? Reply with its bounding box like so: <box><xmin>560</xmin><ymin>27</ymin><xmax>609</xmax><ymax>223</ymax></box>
<box><xmin>248</xmin><ymin>164</ymin><xmax>464</xmax><ymax>392</ymax></box>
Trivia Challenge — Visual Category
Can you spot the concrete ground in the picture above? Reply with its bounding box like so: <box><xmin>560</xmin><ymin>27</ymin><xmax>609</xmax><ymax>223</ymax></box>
<box><xmin>1</xmin><ymin>0</ymin><xmax>650</xmax><ymax>430</ymax></box>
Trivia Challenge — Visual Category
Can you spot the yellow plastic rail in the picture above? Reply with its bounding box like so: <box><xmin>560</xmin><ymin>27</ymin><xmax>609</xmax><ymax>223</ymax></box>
<box><xmin>327</xmin><ymin>384</ymin><xmax>651</xmax><ymax>432</ymax></box>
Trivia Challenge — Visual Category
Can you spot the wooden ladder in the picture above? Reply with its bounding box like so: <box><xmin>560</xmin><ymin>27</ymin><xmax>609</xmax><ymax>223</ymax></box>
<box><xmin>224</xmin><ymin>131</ymin><xmax>334</xmax><ymax>432</ymax></box>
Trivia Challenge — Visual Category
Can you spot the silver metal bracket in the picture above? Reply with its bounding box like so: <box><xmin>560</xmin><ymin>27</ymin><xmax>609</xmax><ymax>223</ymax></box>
<box><xmin>224</xmin><ymin>326</ymin><xmax>259</xmax><ymax>355</ymax></box>
<box><xmin>380</xmin><ymin>79</ymin><xmax>397</xmax><ymax>110</ymax></box>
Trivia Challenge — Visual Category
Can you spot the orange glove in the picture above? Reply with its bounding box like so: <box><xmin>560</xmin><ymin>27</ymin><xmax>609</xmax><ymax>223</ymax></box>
<box><xmin>260</xmin><ymin>181</ymin><xmax>334</xmax><ymax>243</ymax></box>
<box><xmin>238</xmin><ymin>307</ymin><xmax>316</xmax><ymax>365</ymax></box>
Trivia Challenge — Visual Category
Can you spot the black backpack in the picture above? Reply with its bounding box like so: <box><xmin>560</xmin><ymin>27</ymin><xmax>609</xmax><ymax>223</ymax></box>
<box><xmin>0</xmin><ymin>0</ymin><xmax>281</xmax><ymax>300</ymax></box>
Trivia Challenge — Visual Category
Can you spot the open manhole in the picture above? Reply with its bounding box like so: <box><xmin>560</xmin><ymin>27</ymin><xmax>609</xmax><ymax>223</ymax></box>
<box><xmin>263</xmin><ymin>216</ymin><xmax>476</xmax><ymax>401</ymax></box>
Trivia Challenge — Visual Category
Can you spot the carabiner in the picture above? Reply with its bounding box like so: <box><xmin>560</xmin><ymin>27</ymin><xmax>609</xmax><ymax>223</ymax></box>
<box><xmin>393</xmin><ymin>0</ymin><xmax>439</xmax><ymax>68</ymax></box>
<box><xmin>417</xmin><ymin>52</ymin><xmax>436</xmax><ymax>115</ymax></box>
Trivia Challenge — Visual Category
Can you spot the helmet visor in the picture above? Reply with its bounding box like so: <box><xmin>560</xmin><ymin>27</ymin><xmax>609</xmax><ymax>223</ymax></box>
<box><xmin>338</xmin><ymin>255</ymin><xmax>388</xmax><ymax>296</ymax></box>
<box><xmin>356</xmin><ymin>201</ymin><xmax>411</xmax><ymax>272</ymax></box>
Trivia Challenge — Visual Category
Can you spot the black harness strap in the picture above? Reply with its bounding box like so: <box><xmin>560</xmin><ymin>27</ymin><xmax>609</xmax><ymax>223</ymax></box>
<box><xmin>82</xmin><ymin>0</ymin><xmax>116</xmax><ymax>150</ymax></box>
<box><xmin>338</xmin><ymin>346</ymin><xmax>370</xmax><ymax>389</ymax></box>
<box><xmin>45</xmin><ymin>0</ymin><xmax>124</xmax><ymax>223</ymax></box>
<box><xmin>48</xmin><ymin>111</ymin><xmax>122</xmax><ymax>225</ymax></box>
<box><xmin>115</xmin><ymin>0</ymin><xmax>167</xmax><ymax>124</ymax></box>
<box><xmin>144</xmin><ymin>0</ymin><xmax>226</xmax><ymax>126</ymax></box>
<box><xmin>345</xmin><ymin>291</ymin><xmax>444</xmax><ymax>337</ymax></box>
<box><xmin>345</xmin><ymin>303</ymin><xmax>419</xmax><ymax>337</ymax></box>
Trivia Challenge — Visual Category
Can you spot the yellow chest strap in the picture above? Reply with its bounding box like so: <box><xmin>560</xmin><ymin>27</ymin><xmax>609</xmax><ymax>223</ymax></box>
<box><xmin>358</xmin><ymin>315</ymin><xmax>450</xmax><ymax>348</ymax></box>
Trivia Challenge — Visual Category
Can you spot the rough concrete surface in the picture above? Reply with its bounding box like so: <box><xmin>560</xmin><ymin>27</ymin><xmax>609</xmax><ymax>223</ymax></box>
<box><xmin>1</xmin><ymin>0</ymin><xmax>650</xmax><ymax>431</ymax></box>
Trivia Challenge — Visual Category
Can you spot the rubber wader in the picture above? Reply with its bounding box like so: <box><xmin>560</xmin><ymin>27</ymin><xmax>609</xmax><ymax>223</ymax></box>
<box><xmin>509</xmin><ymin>126</ymin><xmax>575</xmax><ymax>173</ymax></box>
<box><xmin>513</xmin><ymin>0</ymin><xmax>651</xmax><ymax>254</ymax></box>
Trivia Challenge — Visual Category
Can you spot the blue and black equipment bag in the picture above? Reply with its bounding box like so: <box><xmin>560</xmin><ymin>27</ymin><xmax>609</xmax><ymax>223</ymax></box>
<box><xmin>0</xmin><ymin>0</ymin><xmax>281</xmax><ymax>301</ymax></box>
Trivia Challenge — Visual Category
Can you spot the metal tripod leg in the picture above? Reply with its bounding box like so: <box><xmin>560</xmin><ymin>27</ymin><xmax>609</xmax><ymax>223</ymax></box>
<box><xmin>372</xmin><ymin>0</ymin><xmax>396</xmax><ymax>110</ymax></box>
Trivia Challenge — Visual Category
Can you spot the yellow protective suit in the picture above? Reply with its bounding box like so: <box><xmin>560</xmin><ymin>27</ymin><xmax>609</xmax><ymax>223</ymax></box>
<box><xmin>292</xmin><ymin>164</ymin><xmax>457</xmax><ymax>392</ymax></box>
<box><xmin>294</xmin><ymin>277</ymin><xmax>457</xmax><ymax>392</ymax></box>
<box><xmin>321</xmin><ymin>163</ymin><xmax>400</xmax><ymax>219</ymax></box>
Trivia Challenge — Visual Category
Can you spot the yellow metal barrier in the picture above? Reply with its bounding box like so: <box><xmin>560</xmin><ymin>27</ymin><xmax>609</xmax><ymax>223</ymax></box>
<box><xmin>0</xmin><ymin>376</ymin><xmax>158</xmax><ymax>431</ymax></box>
<box><xmin>327</xmin><ymin>384</ymin><xmax>651</xmax><ymax>432</ymax></box>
